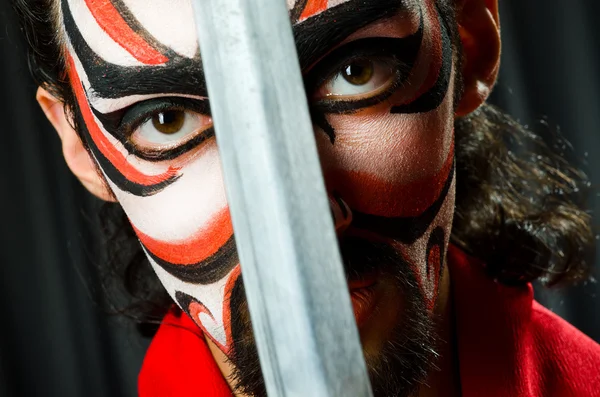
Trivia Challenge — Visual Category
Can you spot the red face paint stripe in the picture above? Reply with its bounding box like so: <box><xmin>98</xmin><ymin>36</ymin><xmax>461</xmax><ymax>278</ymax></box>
<box><xmin>188</xmin><ymin>300</ymin><xmax>228</xmax><ymax>352</ymax></box>
<box><xmin>329</xmin><ymin>141</ymin><xmax>455</xmax><ymax>218</ymax></box>
<box><xmin>133</xmin><ymin>207</ymin><xmax>233</xmax><ymax>265</ymax></box>
<box><xmin>299</xmin><ymin>0</ymin><xmax>329</xmax><ymax>21</ymax></box>
<box><xmin>426</xmin><ymin>245</ymin><xmax>440</xmax><ymax>310</ymax></box>
<box><xmin>395</xmin><ymin>228</ymin><xmax>444</xmax><ymax>312</ymax></box>
<box><xmin>67</xmin><ymin>55</ymin><xmax>180</xmax><ymax>187</ymax></box>
<box><xmin>403</xmin><ymin>2</ymin><xmax>443</xmax><ymax>104</ymax></box>
<box><xmin>424</xmin><ymin>227</ymin><xmax>445</xmax><ymax>311</ymax></box>
<box><xmin>181</xmin><ymin>265</ymin><xmax>240</xmax><ymax>355</ymax></box>
<box><xmin>221</xmin><ymin>265</ymin><xmax>241</xmax><ymax>355</ymax></box>
<box><xmin>190</xmin><ymin>300</ymin><xmax>214</xmax><ymax>321</ymax></box>
<box><xmin>84</xmin><ymin>0</ymin><xmax>169</xmax><ymax>65</ymax></box>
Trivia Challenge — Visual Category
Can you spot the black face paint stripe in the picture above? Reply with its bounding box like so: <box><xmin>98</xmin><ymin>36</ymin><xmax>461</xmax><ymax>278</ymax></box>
<box><xmin>90</xmin><ymin>99</ymin><xmax>214</xmax><ymax>162</ymax></box>
<box><xmin>175</xmin><ymin>290</ymin><xmax>207</xmax><ymax>315</ymax></box>
<box><xmin>294</xmin><ymin>0</ymin><xmax>408</xmax><ymax>70</ymax></box>
<box><xmin>290</xmin><ymin>0</ymin><xmax>309</xmax><ymax>23</ymax></box>
<box><xmin>62</xmin><ymin>0</ymin><xmax>206</xmax><ymax>99</ymax></box>
<box><xmin>143</xmin><ymin>236</ymin><xmax>239</xmax><ymax>285</ymax></box>
<box><xmin>391</xmin><ymin>4</ymin><xmax>452</xmax><ymax>114</ymax></box>
<box><xmin>304</xmin><ymin>9</ymin><xmax>423</xmax><ymax>92</ymax></box>
<box><xmin>353</xmin><ymin>159</ymin><xmax>455</xmax><ymax>244</ymax></box>
<box><xmin>74</xmin><ymin>111</ymin><xmax>180</xmax><ymax>196</ymax></box>
<box><xmin>426</xmin><ymin>226</ymin><xmax>445</xmax><ymax>280</ymax></box>
<box><xmin>311</xmin><ymin>110</ymin><xmax>336</xmax><ymax>143</ymax></box>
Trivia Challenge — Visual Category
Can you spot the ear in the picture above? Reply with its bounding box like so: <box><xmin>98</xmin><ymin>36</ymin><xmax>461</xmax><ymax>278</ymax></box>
<box><xmin>37</xmin><ymin>87</ymin><xmax>117</xmax><ymax>202</ymax></box>
<box><xmin>454</xmin><ymin>0</ymin><xmax>500</xmax><ymax>117</ymax></box>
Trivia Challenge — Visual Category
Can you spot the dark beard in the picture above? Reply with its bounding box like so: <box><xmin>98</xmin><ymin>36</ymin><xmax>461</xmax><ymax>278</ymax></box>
<box><xmin>227</xmin><ymin>237</ymin><xmax>439</xmax><ymax>397</ymax></box>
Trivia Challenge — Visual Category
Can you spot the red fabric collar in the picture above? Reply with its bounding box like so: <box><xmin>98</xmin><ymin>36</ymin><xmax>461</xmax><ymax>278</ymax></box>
<box><xmin>139</xmin><ymin>246</ymin><xmax>600</xmax><ymax>396</ymax></box>
<box><xmin>138</xmin><ymin>309</ymin><xmax>232</xmax><ymax>397</ymax></box>
<box><xmin>448</xmin><ymin>246</ymin><xmax>600</xmax><ymax>397</ymax></box>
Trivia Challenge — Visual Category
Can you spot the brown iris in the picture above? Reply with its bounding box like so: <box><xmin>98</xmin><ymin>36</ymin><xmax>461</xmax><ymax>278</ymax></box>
<box><xmin>341</xmin><ymin>60</ymin><xmax>374</xmax><ymax>85</ymax></box>
<box><xmin>152</xmin><ymin>110</ymin><xmax>185</xmax><ymax>134</ymax></box>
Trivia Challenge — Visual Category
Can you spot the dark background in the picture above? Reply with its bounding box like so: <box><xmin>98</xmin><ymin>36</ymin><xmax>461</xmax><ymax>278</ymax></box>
<box><xmin>1</xmin><ymin>1</ymin><xmax>599</xmax><ymax>396</ymax></box>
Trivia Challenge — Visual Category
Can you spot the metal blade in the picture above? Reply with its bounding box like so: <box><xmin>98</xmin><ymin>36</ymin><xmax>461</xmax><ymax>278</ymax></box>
<box><xmin>191</xmin><ymin>0</ymin><xmax>373</xmax><ymax>395</ymax></box>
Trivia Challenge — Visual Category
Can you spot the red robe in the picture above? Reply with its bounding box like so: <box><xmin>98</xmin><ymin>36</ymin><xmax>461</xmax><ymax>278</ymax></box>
<box><xmin>138</xmin><ymin>246</ymin><xmax>600</xmax><ymax>396</ymax></box>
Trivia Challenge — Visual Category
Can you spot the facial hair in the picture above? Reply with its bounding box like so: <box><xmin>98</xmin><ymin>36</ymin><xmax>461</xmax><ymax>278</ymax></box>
<box><xmin>226</xmin><ymin>237</ymin><xmax>439</xmax><ymax>397</ymax></box>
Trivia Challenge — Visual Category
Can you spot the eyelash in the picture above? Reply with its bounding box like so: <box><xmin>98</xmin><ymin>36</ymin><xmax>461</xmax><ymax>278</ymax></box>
<box><xmin>122</xmin><ymin>97</ymin><xmax>210</xmax><ymax>133</ymax></box>
<box><xmin>305</xmin><ymin>36</ymin><xmax>419</xmax><ymax>115</ymax></box>
<box><xmin>314</xmin><ymin>61</ymin><xmax>405</xmax><ymax>114</ymax></box>
<box><xmin>113</xmin><ymin>97</ymin><xmax>213</xmax><ymax>162</ymax></box>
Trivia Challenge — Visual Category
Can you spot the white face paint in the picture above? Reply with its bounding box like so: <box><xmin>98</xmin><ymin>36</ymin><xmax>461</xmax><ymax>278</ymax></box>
<box><xmin>62</xmin><ymin>0</ymin><xmax>456</xmax><ymax>358</ymax></box>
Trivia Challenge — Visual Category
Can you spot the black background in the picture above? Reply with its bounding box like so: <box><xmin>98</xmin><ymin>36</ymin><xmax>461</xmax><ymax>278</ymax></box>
<box><xmin>1</xmin><ymin>1</ymin><xmax>599</xmax><ymax>396</ymax></box>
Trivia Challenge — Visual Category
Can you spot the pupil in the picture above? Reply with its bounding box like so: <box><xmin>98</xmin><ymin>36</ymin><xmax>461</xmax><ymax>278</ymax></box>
<box><xmin>342</xmin><ymin>60</ymin><xmax>374</xmax><ymax>85</ymax></box>
<box><xmin>160</xmin><ymin>111</ymin><xmax>177</xmax><ymax>124</ymax></box>
<box><xmin>152</xmin><ymin>110</ymin><xmax>185</xmax><ymax>134</ymax></box>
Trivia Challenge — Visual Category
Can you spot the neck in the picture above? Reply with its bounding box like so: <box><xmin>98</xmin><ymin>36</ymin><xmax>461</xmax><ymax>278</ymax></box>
<box><xmin>206</xmin><ymin>265</ymin><xmax>459</xmax><ymax>397</ymax></box>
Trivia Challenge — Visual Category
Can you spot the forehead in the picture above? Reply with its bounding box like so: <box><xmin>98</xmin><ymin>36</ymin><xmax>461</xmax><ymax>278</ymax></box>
<box><xmin>64</xmin><ymin>0</ymin><xmax>357</xmax><ymax>62</ymax></box>
<box><xmin>61</xmin><ymin>0</ymin><xmax>419</xmax><ymax>92</ymax></box>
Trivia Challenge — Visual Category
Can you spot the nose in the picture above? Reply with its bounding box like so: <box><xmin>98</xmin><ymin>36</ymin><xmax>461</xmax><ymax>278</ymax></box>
<box><xmin>329</xmin><ymin>192</ymin><xmax>353</xmax><ymax>235</ymax></box>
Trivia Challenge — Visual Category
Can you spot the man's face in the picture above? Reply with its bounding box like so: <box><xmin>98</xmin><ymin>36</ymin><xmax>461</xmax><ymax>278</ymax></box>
<box><xmin>61</xmin><ymin>0</ymin><xmax>456</xmax><ymax>394</ymax></box>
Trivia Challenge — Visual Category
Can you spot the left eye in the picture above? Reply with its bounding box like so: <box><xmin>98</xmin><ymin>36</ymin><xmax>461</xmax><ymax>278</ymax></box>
<box><xmin>315</xmin><ymin>59</ymin><xmax>396</xmax><ymax>100</ymax></box>
<box><xmin>131</xmin><ymin>109</ymin><xmax>212</xmax><ymax>147</ymax></box>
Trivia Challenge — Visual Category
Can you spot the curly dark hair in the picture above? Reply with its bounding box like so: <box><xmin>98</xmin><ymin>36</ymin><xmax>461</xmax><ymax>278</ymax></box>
<box><xmin>11</xmin><ymin>0</ymin><xmax>595</xmax><ymax>335</ymax></box>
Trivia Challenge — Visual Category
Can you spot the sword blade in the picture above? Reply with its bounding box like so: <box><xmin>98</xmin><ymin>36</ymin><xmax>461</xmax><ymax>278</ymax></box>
<box><xmin>191</xmin><ymin>0</ymin><xmax>373</xmax><ymax>395</ymax></box>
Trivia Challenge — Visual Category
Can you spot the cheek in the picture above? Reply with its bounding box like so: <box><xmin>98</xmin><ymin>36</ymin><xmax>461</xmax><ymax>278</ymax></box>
<box><xmin>107</xmin><ymin>140</ymin><xmax>237</xmax><ymax>286</ymax></box>
<box><xmin>113</xmin><ymin>141</ymin><xmax>228</xmax><ymax>241</ymax></box>
<box><xmin>321</xmin><ymin>92</ymin><xmax>455</xmax><ymax>218</ymax></box>
<box><xmin>104</xmin><ymin>139</ymin><xmax>241</xmax><ymax>354</ymax></box>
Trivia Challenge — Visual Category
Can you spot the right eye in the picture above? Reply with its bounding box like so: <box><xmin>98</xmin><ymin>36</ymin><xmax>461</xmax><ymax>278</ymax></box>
<box><xmin>314</xmin><ymin>58</ymin><xmax>396</xmax><ymax>101</ymax></box>
<box><xmin>304</xmin><ymin>36</ymin><xmax>420</xmax><ymax>115</ymax></box>
<box><xmin>130</xmin><ymin>109</ymin><xmax>212</xmax><ymax>149</ymax></box>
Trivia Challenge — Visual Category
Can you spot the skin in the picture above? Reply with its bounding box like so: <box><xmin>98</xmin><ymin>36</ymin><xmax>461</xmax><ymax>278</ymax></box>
<box><xmin>38</xmin><ymin>0</ymin><xmax>500</xmax><ymax>395</ymax></box>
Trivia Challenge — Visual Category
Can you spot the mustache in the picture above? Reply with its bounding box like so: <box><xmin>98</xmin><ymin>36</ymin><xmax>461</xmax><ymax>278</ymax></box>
<box><xmin>339</xmin><ymin>236</ymin><xmax>410</xmax><ymax>280</ymax></box>
<box><xmin>228</xmin><ymin>235</ymin><xmax>431</xmax><ymax>397</ymax></box>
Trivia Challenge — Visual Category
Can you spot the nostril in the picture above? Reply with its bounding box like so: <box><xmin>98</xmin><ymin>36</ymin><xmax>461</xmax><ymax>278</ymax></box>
<box><xmin>332</xmin><ymin>190</ymin><xmax>352</xmax><ymax>221</ymax></box>
<box><xmin>330</xmin><ymin>206</ymin><xmax>337</xmax><ymax>222</ymax></box>
<box><xmin>329</xmin><ymin>191</ymin><xmax>353</xmax><ymax>234</ymax></box>
<box><xmin>332</xmin><ymin>190</ymin><xmax>350</xmax><ymax>220</ymax></box>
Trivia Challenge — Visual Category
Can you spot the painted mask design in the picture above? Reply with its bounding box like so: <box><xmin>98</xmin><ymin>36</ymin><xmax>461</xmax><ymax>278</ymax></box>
<box><xmin>62</xmin><ymin>0</ymin><xmax>455</xmax><ymax>361</ymax></box>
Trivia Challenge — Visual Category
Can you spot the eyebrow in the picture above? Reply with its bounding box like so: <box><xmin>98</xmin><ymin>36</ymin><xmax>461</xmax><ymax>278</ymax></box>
<box><xmin>294</xmin><ymin>0</ymin><xmax>408</xmax><ymax>68</ymax></box>
<box><xmin>64</xmin><ymin>0</ymin><xmax>408</xmax><ymax>104</ymax></box>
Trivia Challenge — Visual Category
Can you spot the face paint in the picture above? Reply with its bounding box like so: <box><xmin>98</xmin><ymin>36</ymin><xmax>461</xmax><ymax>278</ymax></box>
<box><xmin>304</xmin><ymin>0</ymin><xmax>456</xmax><ymax>312</ymax></box>
<box><xmin>62</xmin><ymin>0</ymin><xmax>456</xmax><ymax>393</ymax></box>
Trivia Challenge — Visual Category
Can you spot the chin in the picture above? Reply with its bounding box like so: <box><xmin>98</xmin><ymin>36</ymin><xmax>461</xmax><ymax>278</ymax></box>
<box><xmin>351</xmin><ymin>267</ymin><xmax>439</xmax><ymax>397</ymax></box>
